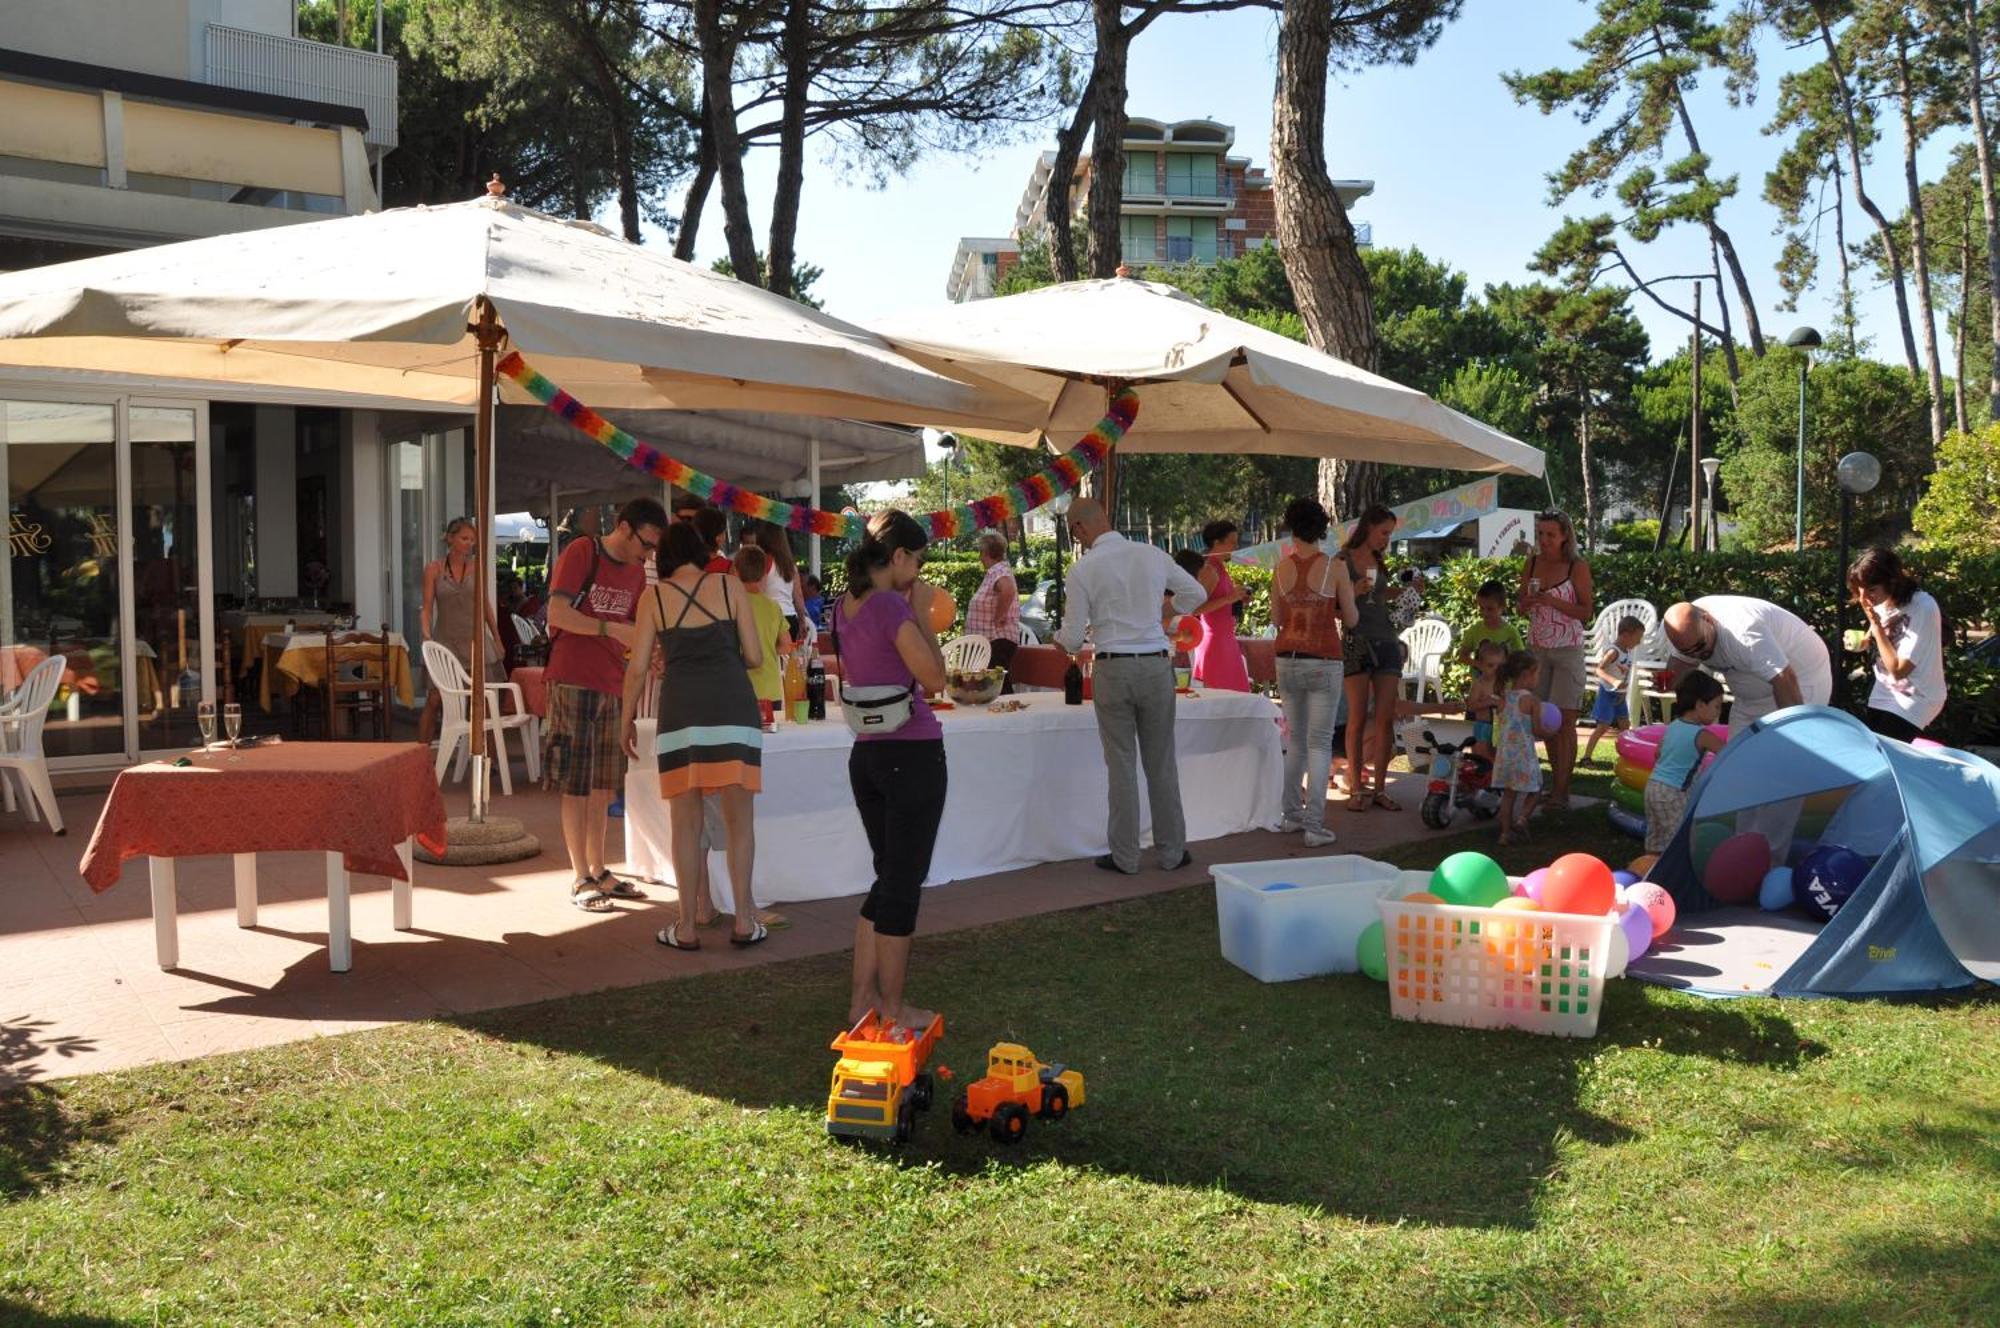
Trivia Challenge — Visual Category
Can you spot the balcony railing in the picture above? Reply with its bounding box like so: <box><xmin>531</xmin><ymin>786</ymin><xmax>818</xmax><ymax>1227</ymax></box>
<box><xmin>205</xmin><ymin>24</ymin><xmax>397</xmax><ymax>152</ymax></box>
<box><xmin>1354</xmin><ymin>221</ymin><xmax>1373</xmax><ymax>247</ymax></box>
<box><xmin>1165</xmin><ymin>176</ymin><xmax>1233</xmax><ymax>200</ymax></box>
<box><xmin>1125</xmin><ymin>236</ymin><xmax>1235</xmax><ymax>265</ymax></box>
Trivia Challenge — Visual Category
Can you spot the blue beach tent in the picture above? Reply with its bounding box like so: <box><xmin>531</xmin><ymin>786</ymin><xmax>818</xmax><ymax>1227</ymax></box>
<box><xmin>1642</xmin><ymin>707</ymin><xmax>1999</xmax><ymax>998</ymax></box>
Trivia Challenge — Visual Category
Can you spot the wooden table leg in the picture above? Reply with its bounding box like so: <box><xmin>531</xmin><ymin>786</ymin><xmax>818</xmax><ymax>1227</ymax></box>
<box><xmin>326</xmin><ymin>851</ymin><xmax>352</xmax><ymax>973</ymax></box>
<box><xmin>233</xmin><ymin>853</ymin><xmax>258</xmax><ymax>927</ymax></box>
<box><xmin>392</xmin><ymin>837</ymin><xmax>414</xmax><ymax>932</ymax></box>
<box><xmin>148</xmin><ymin>857</ymin><xmax>179</xmax><ymax>970</ymax></box>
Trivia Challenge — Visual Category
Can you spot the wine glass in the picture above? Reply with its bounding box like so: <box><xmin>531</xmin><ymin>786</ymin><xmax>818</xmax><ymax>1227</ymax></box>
<box><xmin>196</xmin><ymin>701</ymin><xmax>216</xmax><ymax>752</ymax></box>
<box><xmin>223</xmin><ymin>702</ymin><xmax>242</xmax><ymax>752</ymax></box>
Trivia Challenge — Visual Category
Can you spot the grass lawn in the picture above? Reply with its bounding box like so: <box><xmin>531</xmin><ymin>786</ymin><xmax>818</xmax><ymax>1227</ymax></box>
<box><xmin>4</xmin><ymin>806</ymin><xmax>1996</xmax><ymax>1327</ymax></box>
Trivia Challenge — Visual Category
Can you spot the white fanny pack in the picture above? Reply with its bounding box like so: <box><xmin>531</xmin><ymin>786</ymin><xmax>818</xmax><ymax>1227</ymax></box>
<box><xmin>830</xmin><ymin>594</ymin><xmax>913</xmax><ymax>737</ymax></box>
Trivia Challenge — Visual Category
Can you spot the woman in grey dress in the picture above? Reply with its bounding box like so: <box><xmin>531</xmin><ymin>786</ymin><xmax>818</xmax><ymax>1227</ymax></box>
<box><xmin>420</xmin><ymin>516</ymin><xmax>504</xmax><ymax>743</ymax></box>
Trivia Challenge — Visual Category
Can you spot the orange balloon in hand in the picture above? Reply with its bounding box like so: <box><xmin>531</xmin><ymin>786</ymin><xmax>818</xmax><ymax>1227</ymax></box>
<box><xmin>1172</xmin><ymin>615</ymin><xmax>1202</xmax><ymax>652</ymax></box>
<box><xmin>923</xmin><ymin>582</ymin><xmax>957</xmax><ymax>635</ymax></box>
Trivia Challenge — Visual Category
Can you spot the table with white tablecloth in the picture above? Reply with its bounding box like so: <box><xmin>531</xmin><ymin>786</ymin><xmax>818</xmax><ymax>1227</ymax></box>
<box><xmin>623</xmin><ymin>689</ymin><xmax>1283</xmax><ymax>908</ymax></box>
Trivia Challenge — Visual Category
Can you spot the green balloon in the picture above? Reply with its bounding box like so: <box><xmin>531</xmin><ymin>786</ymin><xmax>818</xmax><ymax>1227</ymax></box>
<box><xmin>1430</xmin><ymin>851</ymin><xmax>1511</xmax><ymax>908</ymax></box>
<box><xmin>1356</xmin><ymin>920</ymin><xmax>1387</xmax><ymax>981</ymax></box>
<box><xmin>1691</xmin><ymin>820</ymin><xmax>1731</xmax><ymax>874</ymax></box>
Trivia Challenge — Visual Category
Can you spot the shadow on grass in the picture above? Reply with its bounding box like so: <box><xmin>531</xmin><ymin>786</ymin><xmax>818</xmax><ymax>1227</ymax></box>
<box><xmin>0</xmin><ymin>1301</ymin><xmax>131</xmax><ymax>1326</ymax></box>
<box><xmin>0</xmin><ymin>1077</ymin><xmax>114</xmax><ymax>1204</ymax></box>
<box><xmin>464</xmin><ymin>851</ymin><xmax>1829</xmax><ymax>1230</ymax></box>
<box><xmin>1709</xmin><ymin>1226</ymin><xmax>2000</xmax><ymax>1327</ymax></box>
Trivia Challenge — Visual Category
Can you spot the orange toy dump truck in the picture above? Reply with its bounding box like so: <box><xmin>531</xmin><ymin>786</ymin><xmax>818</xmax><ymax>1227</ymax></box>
<box><xmin>825</xmin><ymin>1011</ymin><xmax>943</xmax><ymax>1144</ymax></box>
<box><xmin>951</xmin><ymin>1042</ymin><xmax>1086</xmax><ymax>1144</ymax></box>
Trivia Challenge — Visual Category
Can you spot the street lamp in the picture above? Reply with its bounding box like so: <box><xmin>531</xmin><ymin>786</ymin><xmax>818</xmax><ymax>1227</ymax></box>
<box><xmin>1834</xmin><ymin>450</ymin><xmax>1881</xmax><ymax>708</ymax></box>
<box><xmin>1784</xmin><ymin>325</ymin><xmax>1823</xmax><ymax>552</ymax></box>
<box><xmin>1698</xmin><ymin>456</ymin><xmax>1722</xmax><ymax>552</ymax></box>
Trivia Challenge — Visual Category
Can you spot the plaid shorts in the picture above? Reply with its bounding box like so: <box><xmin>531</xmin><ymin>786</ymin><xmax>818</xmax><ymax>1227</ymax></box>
<box><xmin>542</xmin><ymin>682</ymin><xmax>624</xmax><ymax>796</ymax></box>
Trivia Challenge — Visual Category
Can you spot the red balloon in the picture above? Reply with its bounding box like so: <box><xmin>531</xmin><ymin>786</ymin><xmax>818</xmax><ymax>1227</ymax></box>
<box><xmin>1172</xmin><ymin>615</ymin><xmax>1202</xmax><ymax>652</ymax></box>
<box><xmin>1704</xmin><ymin>831</ymin><xmax>1773</xmax><ymax>905</ymax></box>
<box><xmin>1541</xmin><ymin>853</ymin><xmax>1616</xmax><ymax>917</ymax></box>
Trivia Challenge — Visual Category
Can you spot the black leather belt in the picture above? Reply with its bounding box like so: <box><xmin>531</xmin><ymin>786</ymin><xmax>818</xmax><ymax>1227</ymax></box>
<box><xmin>1276</xmin><ymin>651</ymin><xmax>1337</xmax><ymax>660</ymax></box>
<box><xmin>1095</xmin><ymin>650</ymin><xmax>1168</xmax><ymax>659</ymax></box>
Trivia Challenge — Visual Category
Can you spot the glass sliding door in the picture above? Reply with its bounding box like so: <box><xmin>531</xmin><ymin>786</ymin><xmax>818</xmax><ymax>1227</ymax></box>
<box><xmin>2</xmin><ymin>398</ymin><xmax>125</xmax><ymax>759</ymax></box>
<box><xmin>3</xmin><ymin>392</ymin><xmax>210</xmax><ymax>765</ymax></box>
<box><xmin>130</xmin><ymin>403</ymin><xmax>207</xmax><ymax>754</ymax></box>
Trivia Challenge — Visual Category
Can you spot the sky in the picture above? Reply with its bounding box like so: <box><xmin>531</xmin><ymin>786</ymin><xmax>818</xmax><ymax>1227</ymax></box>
<box><xmin>647</xmin><ymin>2</ymin><xmax>1961</xmax><ymax>374</ymax></box>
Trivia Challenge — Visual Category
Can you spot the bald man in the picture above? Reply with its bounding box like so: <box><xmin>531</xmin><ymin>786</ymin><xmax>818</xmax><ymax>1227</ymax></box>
<box><xmin>1661</xmin><ymin>596</ymin><xmax>1831</xmax><ymax>734</ymax></box>
<box><xmin>1055</xmin><ymin>497</ymin><xmax>1208</xmax><ymax>874</ymax></box>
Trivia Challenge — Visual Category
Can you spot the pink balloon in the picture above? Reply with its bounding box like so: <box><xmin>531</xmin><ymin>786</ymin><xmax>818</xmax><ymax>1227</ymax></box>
<box><xmin>1911</xmin><ymin>737</ymin><xmax>1946</xmax><ymax>751</ymax></box>
<box><xmin>1625</xmin><ymin>881</ymin><xmax>1677</xmax><ymax>940</ymax></box>
<box><xmin>1521</xmin><ymin>867</ymin><xmax>1549</xmax><ymax>902</ymax></box>
<box><xmin>1617</xmin><ymin>900</ymin><xmax>1654</xmax><ymax>963</ymax></box>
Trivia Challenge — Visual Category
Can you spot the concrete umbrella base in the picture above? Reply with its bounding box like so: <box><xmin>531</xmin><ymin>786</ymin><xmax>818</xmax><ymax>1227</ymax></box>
<box><xmin>419</xmin><ymin>814</ymin><xmax>541</xmax><ymax>866</ymax></box>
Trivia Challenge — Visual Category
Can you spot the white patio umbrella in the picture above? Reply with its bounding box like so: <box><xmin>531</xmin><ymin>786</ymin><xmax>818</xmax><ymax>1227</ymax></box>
<box><xmin>874</xmin><ymin>275</ymin><xmax>1544</xmax><ymax>477</ymax></box>
<box><xmin>0</xmin><ymin>183</ymin><xmax>1041</xmax><ymax>822</ymax></box>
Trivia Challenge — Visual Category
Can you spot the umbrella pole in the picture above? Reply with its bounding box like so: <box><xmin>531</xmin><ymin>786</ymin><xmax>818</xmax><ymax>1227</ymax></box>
<box><xmin>470</xmin><ymin>301</ymin><xmax>500</xmax><ymax>824</ymax></box>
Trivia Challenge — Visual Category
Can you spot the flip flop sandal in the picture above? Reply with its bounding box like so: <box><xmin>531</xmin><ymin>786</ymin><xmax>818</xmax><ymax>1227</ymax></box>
<box><xmin>593</xmin><ymin>871</ymin><xmax>646</xmax><ymax>900</ymax></box>
<box><xmin>656</xmin><ymin>924</ymin><xmax>701</xmax><ymax>951</ymax></box>
<box><xmin>729</xmin><ymin>920</ymin><xmax>770</xmax><ymax>948</ymax></box>
<box><xmin>1372</xmin><ymin>792</ymin><xmax>1403</xmax><ymax>812</ymax></box>
<box><xmin>570</xmin><ymin>885</ymin><xmax>615</xmax><ymax>913</ymax></box>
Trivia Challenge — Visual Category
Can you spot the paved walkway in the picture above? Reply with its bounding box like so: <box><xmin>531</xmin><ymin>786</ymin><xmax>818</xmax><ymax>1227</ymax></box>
<box><xmin>1</xmin><ymin>769</ymin><xmax>1436</xmax><ymax>1084</ymax></box>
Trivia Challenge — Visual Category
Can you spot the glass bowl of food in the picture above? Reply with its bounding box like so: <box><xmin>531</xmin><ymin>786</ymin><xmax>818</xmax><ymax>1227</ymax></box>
<box><xmin>946</xmin><ymin>666</ymin><xmax>1007</xmax><ymax>706</ymax></box>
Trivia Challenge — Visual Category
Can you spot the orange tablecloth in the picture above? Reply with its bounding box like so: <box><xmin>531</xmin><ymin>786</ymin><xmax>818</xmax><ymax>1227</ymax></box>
<box><xmin>261</xmin><ymin>634</ymin><xmax>415</xmax><ymax>711</ymax></box>
<box><xmin>80</xmin><ymin>742</ymin><xmax>447</xmax><ymax>892</ymax></box>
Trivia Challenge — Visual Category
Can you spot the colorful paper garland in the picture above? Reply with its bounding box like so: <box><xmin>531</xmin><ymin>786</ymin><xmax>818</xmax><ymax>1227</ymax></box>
<box><xmin>496</xmin><ymin>350</ymin><xmax>1136</xmax><ymax>540</ymax></box>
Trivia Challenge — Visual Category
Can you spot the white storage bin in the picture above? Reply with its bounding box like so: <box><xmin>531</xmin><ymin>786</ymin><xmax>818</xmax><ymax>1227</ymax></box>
<box><xmin>1211</xmin><ymin>855</ymin><xmax>1403</xmax><ymax>982</ymax></box>
<box><xmin>1376</xmin><ymin>897</ymin><xmax>1616</xmax><ymax>1037</ymax></box>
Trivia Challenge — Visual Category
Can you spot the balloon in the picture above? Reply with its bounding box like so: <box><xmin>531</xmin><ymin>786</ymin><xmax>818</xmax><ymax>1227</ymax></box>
<box><xmin>1616</xmin><ymin>724</ymin><xmax>1664</xmax><ymax>768</ymax></box>
<box><xmin>1794</xmin><ymin>845</ymin><xmax>1869</xmax><ymax>921</ymax></box>
<box><xmin>1401</xmin><ymin>891</ymin><xmax>1444</xmax><ymax>905</ymax></box>
<box><xmin>1704</xmin><ymin>831</ymin><xmax>1773</xmax><ymax>905</ymax></box>
<box><xmin>1690</xmin><ymin>820</ymin><xmax>1731</xmax><ymax>875</ymax></box>
<box><xmin>1618</xmin><ymin>900</ymin><xmax>1654</xmax><ymax>964</ymax></box>
<box><xmin>1171</xmin><ymin>615</ymin><xmax>1202</xmax><ymax>652</ymax></box>
<box><xmin>1614</xmin><ymin>758</ymin><xmax>1651</xmax><ymax>791</ymax></box>
<box><xmin>1431</xmin><ymin>851</ymin><xmax>1511</xmax><ymax>908</ymax></box>
<box><xmin>1494</xmin><ymin>896</ymin><xmax>1541</xmax><ymax>912</ymax></box>
<box><xmin>1519</xmin><ymin>867</ymin><xmax>1549</xmax><ymax>901</ymax></box>
<box><xmin>1627</xmin><ymin>853</ymin><xmax>1660</xmax><ymax>878</ymax></box>
<box><xmin>1911</xmin><ymin>736</ymin><xmax>1946</xmax><ymax>752</ymax></box>
<box><xmin>1542</xmin><ymin>853</ymin><xmax>1616</xmax><ymax>916</ymax></box>
<box><xmin>1624</xmin><ymin>881</ymin><xmax>1676</xmax><ymax>939</ymax></box>
<box><xmin>1540</xmin><ymin>701</ymin><xmax>1563</xmax><ymax>733</ymax></box>
<box><xmin>1611</xmin><ymin>870</ymin><xmax>1639</xmax><ymax>887</ymax></box>
<box><xmin>925</xmin><ymin>584</ymin><xmax>958</xmax><ymax>635</ymax></box>
<box><xmin>1758</xmin><ymin>866</ymin><xmax>1794</xmax><ymax>911</ymax></box>
<box><xmin>1356</xmin><ymin>920</ymin><xmax>1387</xmax><ymax>980</ymax></box>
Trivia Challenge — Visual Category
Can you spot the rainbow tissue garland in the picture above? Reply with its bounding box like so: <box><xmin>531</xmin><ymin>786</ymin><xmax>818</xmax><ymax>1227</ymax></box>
<box><xmin>496</xmin><ymin>350</ymin><xmax>1135</xmax><ymax>540</ymax></box>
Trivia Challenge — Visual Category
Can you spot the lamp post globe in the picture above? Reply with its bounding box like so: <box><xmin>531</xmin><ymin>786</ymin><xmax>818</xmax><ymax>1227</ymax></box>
<box><xmin>1837</xmin><ymin>451</ymin><xmax>1881</xmax><ymax>494</ymax></box>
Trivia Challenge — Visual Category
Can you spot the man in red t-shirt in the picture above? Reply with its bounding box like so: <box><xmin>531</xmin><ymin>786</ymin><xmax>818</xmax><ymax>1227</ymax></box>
<box><xmin>544</xmin><ymin>497</ymin><xmax>666</xmax><ymax>910</ymax></box>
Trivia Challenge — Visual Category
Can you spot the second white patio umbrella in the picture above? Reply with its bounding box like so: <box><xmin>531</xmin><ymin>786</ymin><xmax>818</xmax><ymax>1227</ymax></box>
<box><xmin>875</xmin><ymin>275</ymin><xmax>1544</xmax><ymax>477</ymax></box>
<box><xmin>0</xmin><ymin>183</ymin><xmax>1041</xmax><ymax>823</ymax></box>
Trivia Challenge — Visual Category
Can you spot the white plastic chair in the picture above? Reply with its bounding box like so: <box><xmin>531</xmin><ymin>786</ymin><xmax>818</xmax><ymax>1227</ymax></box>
<box><xmin>421</xmin><ymin>640</ymin><xmax>541</xmax><ymax>795</ymax></box>
<box><xmin>0</xmin><ymin>656</ymin><xmax>67</xmax><ymax>834</ymax></box>
<box><xmin>941</xmin><ymin>634</ymin><xmax>993</xmax><ymax>674</ymax></box>
<box><xmin>510</xmin><ymin>612</ymin><xmax>539</xmax><ymax>646</ymax></box>
<box><xmin>1398</xmin><ymin>616</ymin><xmax>1452</xmax><ymax>703</ymax></box>
<box><xmin>1589</xmin><ymin>598</ymin><xmax>1660</xmax><ymax>719</ymax></box>
<box><xmin>1018</xmin><ymin>625</ymin><xmax>1040</xmax><ymax>646</ymax></box>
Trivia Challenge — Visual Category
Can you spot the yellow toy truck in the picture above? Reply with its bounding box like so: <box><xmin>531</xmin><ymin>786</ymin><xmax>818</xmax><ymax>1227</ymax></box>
<box><xmin>824</xmin><ymin>1010</ymin><xmax>942</xmax><ymax>1144</ymax></box>
<box><xmin>951</xmin><ymin>1041</ymin><xmax>1086</xmax><ymax>1145</ymax></box>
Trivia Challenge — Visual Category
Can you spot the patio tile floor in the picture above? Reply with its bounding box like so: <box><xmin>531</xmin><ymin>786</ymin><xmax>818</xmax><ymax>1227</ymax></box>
<box><xmin>1</xmin><ymin>766</ymin><xmax>1435</xmax><ymax>1085</ymax></box>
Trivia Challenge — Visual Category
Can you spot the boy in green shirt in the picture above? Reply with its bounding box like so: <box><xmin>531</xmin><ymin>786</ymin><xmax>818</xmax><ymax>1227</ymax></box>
<box><xmin>1459</xmin><ymin>579</ymin><xmax>1526</xmax><ymax>664</ymax></box>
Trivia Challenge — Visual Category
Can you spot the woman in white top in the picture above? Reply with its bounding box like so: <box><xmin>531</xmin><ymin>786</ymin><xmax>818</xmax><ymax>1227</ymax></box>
<box><xmin>1849</xmin><ymin>547</ymin><xmax>1948</xmax><ymax>741</ymax></box>
<box><xmin>749</xmin><ymin>523</ymin><xmax>807</xmax><ymax>639</ymax></box>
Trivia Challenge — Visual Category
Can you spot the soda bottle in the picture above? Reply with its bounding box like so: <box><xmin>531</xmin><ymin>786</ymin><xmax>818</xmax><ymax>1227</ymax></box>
<box><xmin>806</xmin><ymin>655</ymin><xmax>826</xmax><ymax>721</ymax></box>
<box><xmin>1063</xmin><ymin>656</ymin><xmax>1084</xmax><ymax>706</ymax></box>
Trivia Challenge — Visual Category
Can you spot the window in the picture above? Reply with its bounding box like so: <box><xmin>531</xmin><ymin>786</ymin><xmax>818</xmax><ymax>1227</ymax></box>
<box><xmin>1164</xmin><ymin>152</ymin><xmax>1220</xmax><ymax>198</ymax></box>
<box><xmin>1122</xmin><ymin>151</ymin><xmax>1159</xmax><ymax>195</ymax></box>
<box><xmin>1165</xmin><ymin>216</ymin><xmax>1219</xmax><ymax>263</ymax></box>
<box><xmin>1121</xmin><ymin>215</ymin><xmax>1158</xmax><ymax>262</ymax></box>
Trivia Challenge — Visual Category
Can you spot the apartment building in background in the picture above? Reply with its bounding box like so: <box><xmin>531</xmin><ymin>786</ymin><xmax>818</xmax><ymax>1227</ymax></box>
<box><xmin>946</xmin><ymin>116</ymin><xmax>1373</xmax><ymax>302</ymax></box>
<box><xmin>0</xmin><ymin>0</ymin><xmax>396</xmax><ymax>270</ymax></box>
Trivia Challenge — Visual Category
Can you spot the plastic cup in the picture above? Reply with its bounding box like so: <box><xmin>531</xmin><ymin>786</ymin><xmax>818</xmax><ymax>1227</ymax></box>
<box><xmin>792</xmin><ymin>700</ymin><xmax>809</xmax><ymax>724</ymax></box>
<box><xmin>758</xmin><ymin>699</ymin><xmax>775</xmax><ymax>731</ymax></box>
<box><xmin>1175</xmin><ymin>666</ymin><xmax>1192</xmax><ymax>690</ymax></box>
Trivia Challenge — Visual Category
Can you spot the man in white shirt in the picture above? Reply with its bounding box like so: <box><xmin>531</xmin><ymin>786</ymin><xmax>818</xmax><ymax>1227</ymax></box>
<box><xmin>1662</xmin><ymin>596</ymin><xmax>1833</xmax><ymax>734</ymax></box>
<box><xmin>1055</xmin><ymin>498</ymin><xmax>1208</xmax><ymax>874</ymax></box>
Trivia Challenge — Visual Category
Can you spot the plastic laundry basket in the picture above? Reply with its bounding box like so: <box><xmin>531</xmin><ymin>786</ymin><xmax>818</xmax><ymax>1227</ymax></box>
<box><xmin>1376</xmin><ymin>897</ymin><xmax>1616</xmax><ymax>1038</ymax></box>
